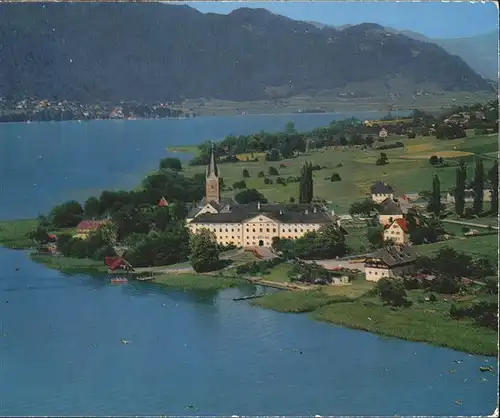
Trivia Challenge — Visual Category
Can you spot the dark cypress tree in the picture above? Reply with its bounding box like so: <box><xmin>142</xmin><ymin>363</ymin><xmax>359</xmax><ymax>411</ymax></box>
<box><xmin>299</xmin><ymin>162</ymin><xmax>308</xmax><ymax>204</ymax></box>
<box><xmin>307</xmin><ymin>162</ymin><xmax>314</xmax><ymax>203</ymax></box>
<box><xmin>472</xmin><ymin>158</ymin><xmax>485</xmax><ymax>215</ymax></box>
<box><xmin>487</xmin><ymin>160</ymin><xmax>498</xmax><ymax>215</ymax></box>
<box><xmin>454</xmin><ymin>160</ymin><xmax>467</xmax><ymax>217</ymax></box>
<box><xmin>428</xmin><ymin>174</ymin><xmax>441</xmax><ymax>217</ymax></box>
<box><xmin>299</xmin><ymin>162</ymin><xmax>314</xmax><ymax>204</ymax></box>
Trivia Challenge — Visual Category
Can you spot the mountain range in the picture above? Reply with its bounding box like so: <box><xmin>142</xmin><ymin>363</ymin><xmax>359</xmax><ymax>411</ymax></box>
<box><xmin>307</xmin><ymin>21</ymin><xmax>498</xmax><ymax>81</ymax></box>
<box><xmin>0</xmin><ymin>3</ymin><xmax>495</xmax><ymax>103</ymax></box>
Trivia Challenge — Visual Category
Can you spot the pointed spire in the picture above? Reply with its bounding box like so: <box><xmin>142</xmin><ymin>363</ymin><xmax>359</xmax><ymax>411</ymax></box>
<box><xmin>206</xmin><ymin>142</ymin><xmax>219</xmax><ymax>178</ymax></box>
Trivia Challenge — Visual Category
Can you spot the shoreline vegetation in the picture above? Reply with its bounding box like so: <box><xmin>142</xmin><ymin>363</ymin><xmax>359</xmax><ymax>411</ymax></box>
<box><xmin>2</xmin><ymin>106</ymin><xmax>498</xmax><ymax>357</ymax></box>
<box><xmin>1</xmin><ymin>91</ymin><xmax>496</xmax><ymax>123</ymax></box>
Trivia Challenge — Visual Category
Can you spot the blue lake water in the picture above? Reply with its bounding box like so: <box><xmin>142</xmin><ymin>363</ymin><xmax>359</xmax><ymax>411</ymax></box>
<box><xmin>0</xmin><ymin>111</ymin><xmax>408</xmax><ymax>220</ymax></box>
<box><xmin>0</xmin><ymin>114</ymin><xmax>497</xmax><ymax>415</ymax></box>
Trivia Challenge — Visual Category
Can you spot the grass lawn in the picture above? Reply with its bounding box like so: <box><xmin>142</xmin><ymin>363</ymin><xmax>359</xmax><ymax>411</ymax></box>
<box><xmin>252</xmin><ymin>290</ymin><xmax>346</xmax><ymax>313</ymax></box>
<box><xmin>311</xmin><ymin>290</ymin><xmax>497</xmax><ymax>356</ymax></box>
<box><xmin>0</xmin><ymin>219</ymin><xmax>38</xmax><ymax>249</ymax></box>
<box><xmin>254</xmin><ymin>276</ymin><xmax>496</xmax><ymax>355</ymax></box>
<box><xmin>153</xmin><ymin>273</ymin><xmax>245</xmax><ymax>291</ymax></box>
<box><xmin>30</xmin><ymin>253</ymin><xmax>107</xmax><ymax>274</ymax></box>
<box><xmin>181</xmin><ymin>132</ymin><xmax>497</xmax><ymax>214</ymax></box>
<box><xmin>261</xmin><ymin>263</ymin><xmax>293</xmax><ymax>283</ymax></box>
<box><xmin>413</xmin><ymin>234</ymin><xmax>498</xmax><ymax>262</ymax></box>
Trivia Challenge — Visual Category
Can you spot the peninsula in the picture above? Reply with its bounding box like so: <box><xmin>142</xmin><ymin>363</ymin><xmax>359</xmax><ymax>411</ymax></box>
<box><xmin>1</xmin><ymin>101</ymin><xmax>498</xmax><ymax>356</ymax></box>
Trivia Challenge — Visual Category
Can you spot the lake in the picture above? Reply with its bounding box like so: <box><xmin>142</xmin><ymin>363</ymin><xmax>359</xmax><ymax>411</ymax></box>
<box><xmin>0</xmin><ymin>111</ymin><xmax>409</xmax><ymax>220</ymax></box>
<box><xmin>0</xmin><ymin>114</ymin><xmax>497</xmax><ymax>416</ymax></box>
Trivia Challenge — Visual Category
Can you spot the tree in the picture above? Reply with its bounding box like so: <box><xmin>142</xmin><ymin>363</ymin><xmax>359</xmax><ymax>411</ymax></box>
<box><xmin>299</xmin><ymin>161</ymin><xmax>313</xmax><ymax>204</ymax></box>
<box><xmin>330</xmin><ymin>172</ymin><xmax>341</xmax><ymax>182</ymax></box>
<box><xmin>257</xmin><ymin>171</ymin><xmax>265</xmax><ymax>178</ymax></box>
<box><xmin>28</xmin><ymin>224</ymin><xmax>50</xmax><ymax>244</ymax></box>
<box><xmin>376</xmin><ymin>278</ymin><xmax>409</xmax><ymax>307</ymax></box>
<box><xmin>242</xmin><ymin>168</ymin><xmax>250</xmax><ymax>178</ymax></box>
<box><xmin>234</xmin><ymin>189</ymin><xmax>268</xmax><ymax>204</ymax></box>
<box><xmin>49</xmin><ymin>200</ymin><xmax>84</xmax><ymax>228</ymax></box>
<box><xmin>349</xmin><ymin>199</ymin><xmax>378</xmax><ymax>217</ymax></box>
<box><xmin>232</xmin><ymin>180</ymin><xmax>247</xmax><ymax>190</ymax></box>
<box><xmin>268</xmin><ymin>166</ymin><xmax>279</xmax><ymax>176</ymax></box>
<box><xmin>265</xmin><ymin>148</ymin><xmax>281</xmax><ymax>162</ymax></box>
<box><xmin>365</xmin><ymin>135</ymin><xmax>374</xmax><ymax>147</ymax></box>
<box><xmin>472</xmin><ymin>158</ymin><xmax>485</xmax><ymax>215</ymax></box>
<box><xmin>366</xmin><ymin>225</ymin><xmax>385</xmax><ymax>248</ymax></box>
<box><xmin>376</xmin><ymin>152</ymin><xmax>388</xmax><ymax>165</ymax></box>
<box><xmin>159</xmin><ymin>157</ymin><xmax>182</xmax><ymax>171</ymax></box>
<box><xmin>83</xmin><ymin>196</ymin><xmax>101</xmax><ymax>218</ymax></box>
<box><xmin>190</xmin><ymin>229</ymin><xmax>221</xmax><ymax>273</ymax></box>
<box><xmin>429</xmin><ymin>155</ymin><xmax>439</xmax><ymax>165</ymax></box>
<box><xmin>454</xmin><ymin>160</ymin><xmax>467</xmax><ymax>217</ymax></box>
<box><xmin>406</xmin><ymin>211</ymin><xmax>443</xmax><ymax>244</ymax></box>
<box><xmin>427</xmin><ymin>174</ymin><xmax>442</xmax><ymax>217</ymax></box>
<box><xmin>37</xmin><ymin>214</ymin><xmax>51</xmax><ymax>228</ymax></box>
<box><xmin>487</xmin><ymin>159</ymin><xmax>498</xmax><ymax>215</ymax></box>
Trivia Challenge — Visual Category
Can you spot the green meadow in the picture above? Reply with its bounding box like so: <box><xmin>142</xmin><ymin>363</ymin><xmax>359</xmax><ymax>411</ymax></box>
<box><xmin>181</xmin><ymin>132</ymin><xmax>497</xmax><ymax>213</ymax></box>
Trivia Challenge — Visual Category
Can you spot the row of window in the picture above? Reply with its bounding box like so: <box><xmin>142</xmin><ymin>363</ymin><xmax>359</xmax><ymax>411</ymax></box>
<box><xmin>191</xmin><ymin>226</ymin><xmax>318</xmax><ymax>234</ymax></box>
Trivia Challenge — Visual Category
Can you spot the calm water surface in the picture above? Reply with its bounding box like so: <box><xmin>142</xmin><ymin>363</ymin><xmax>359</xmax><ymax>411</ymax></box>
<box><xmin>0</xmin><ymin>112</ymin><xmax>408</xmax><ymax>220</ymax></box>
<box><xmin>0</xmin><ymin>115</ymin><xmax>497</xmax><ymax>415</ymax></box>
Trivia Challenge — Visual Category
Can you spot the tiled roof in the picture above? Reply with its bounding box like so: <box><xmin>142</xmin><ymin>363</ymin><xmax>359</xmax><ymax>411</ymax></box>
<box><xmin>384</xmin><ymin>218</ymin><xmax>409</xmax><ymax>232</ymax></box>
<box><xmin>189</xmin><ymin>203</ymin><xmax>336</xmax><ymax>225</ymax></box>
<box><xmin>370</xmin><ymin>245</ymin><xmax>416</xmax><ymax>267</ymax></box>
<box><xmin>104</xmin><ymin>256</ymin><xmax>134</xmax><ymax>271</ymax></box>
<box><xmin>370</xmin><ymin>181</ymin><xmax>394</xmax><ymax>194</ymax></box>
<box><xmin>158</xmin><ymin>197</ymin><xmax>168</xmax><ymax>207</ymax></box>
<box><xmin>76</xmin><ymin>219</ymin><xmax>109</xmax><ymax>231</ymax></box>
<box><xmin>378</xmin><ymin>198</ymin><xmax>403</xmax><ymax>215</ymax></box>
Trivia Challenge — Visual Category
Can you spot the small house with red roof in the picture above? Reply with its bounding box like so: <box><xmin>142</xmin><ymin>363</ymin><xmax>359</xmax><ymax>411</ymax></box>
<box><xmin>73</xmin><ymin>219</ymin><xmax>110</xmax><ymax>240</ymax></box>
<box><xmin>383</xmin><ymin>218</ymin><xmax>409</xmax><ymax>245</ymax></box>
<box><xmin>157</xmin><ymin>197</ymin><xmax>169</xmax><ymax>207</ymax></box>
<box><xmin>105</xmin><ymin>256</ymin><xmax>134</xmax><ymax>273</ymax></box>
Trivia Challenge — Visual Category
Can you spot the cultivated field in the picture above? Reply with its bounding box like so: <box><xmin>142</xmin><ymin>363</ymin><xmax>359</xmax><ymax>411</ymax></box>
<box><xmin>182</xmin><ymin>91</ymin><xmax>496</xmax><ymax>116</ymax></box>
<box><xmin>181</xmin><ymin>132</ymin><xmax>497</xmax><ymax>214</ymax></box>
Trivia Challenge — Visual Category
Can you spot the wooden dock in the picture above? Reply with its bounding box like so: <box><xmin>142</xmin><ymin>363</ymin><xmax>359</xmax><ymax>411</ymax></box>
<box><xmin>233</xmin><ymin>294</ymin><xmax>269</xmax><ymax>301</ymax></box>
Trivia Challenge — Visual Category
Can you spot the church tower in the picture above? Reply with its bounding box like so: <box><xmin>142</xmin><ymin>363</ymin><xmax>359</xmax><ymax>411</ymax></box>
<box><xmin>205</xmin><ymin>143</ymin><xmax>220</xmax><ymax>203</ymax></box>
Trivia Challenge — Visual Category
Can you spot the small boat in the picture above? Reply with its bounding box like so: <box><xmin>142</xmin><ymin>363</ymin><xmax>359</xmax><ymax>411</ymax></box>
<box><xmin>111</xmin><ymin>277</ymin><xmax>128</xmax><ymax>284</ymax></box>
<box><xmin>480</xmin><ymin>366</ymin><xmax>493</xmax><ymax>372</ymax></box>
<box><xmin>121</xmin><ymin>339</ymin><xmax>131</xmax><ymax>345</ymax></box>
<box><xmin>136</xmin><ymin>276</ymin><xmax>155</xmax><ymax>282</ymax></box>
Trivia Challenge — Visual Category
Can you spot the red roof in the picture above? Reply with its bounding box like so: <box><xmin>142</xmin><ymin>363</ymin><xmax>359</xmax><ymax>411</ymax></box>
<box><xmin>384</xmin><ymin>218</ymin><xmax>409</xmax><ymax>232</ymax></box>
<box><xmin>158</xmin><ymin>197</ymin><xmax>169</xmax><ymax>207</ymax></box>
<box><xmin>76</xmin><ymin>220</ymin><xmax>109</xmax><ymax>232</ymax></box>
<box><xmin>104</xmin><ymin>256</ymin><xmax>133</xmax><ymax>271</ymax></box>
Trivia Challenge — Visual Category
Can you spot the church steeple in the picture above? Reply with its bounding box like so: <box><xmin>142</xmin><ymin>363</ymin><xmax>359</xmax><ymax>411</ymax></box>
<box><xmin>206</xmin><ymin>142</ymin><xmax>219</xmax><ymax>178</ymax></box>
<box><xmin>205</xmin><ymin>142</ymin><xmax>220</xmax><ymax>203</ymax></box>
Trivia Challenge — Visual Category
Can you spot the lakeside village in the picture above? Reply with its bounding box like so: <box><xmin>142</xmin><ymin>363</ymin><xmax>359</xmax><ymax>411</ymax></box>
<box><xmin>1</xmin><ymin>100</ymin><xmax>498</xmax><ymax>356</ymax></box>
<box><xmin>0</xmin><ymin>97</ymin><xmax>192</xmax><ymax>123</ymax></box>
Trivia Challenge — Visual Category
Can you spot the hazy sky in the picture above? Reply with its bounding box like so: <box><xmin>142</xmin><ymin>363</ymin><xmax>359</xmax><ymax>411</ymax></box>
<box><xmin>179</xmin><ymin>1</ymin><xmax>498</xmax><ymax>39</ymax></box>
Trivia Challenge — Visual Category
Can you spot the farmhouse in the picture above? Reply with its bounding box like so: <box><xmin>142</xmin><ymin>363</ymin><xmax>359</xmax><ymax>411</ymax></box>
<box><xmin>383</xmin><ymin>218</ymin><xmax>410</xmax><ymax>245</ymax></box>
<box><xmin>187</xmin><ymin>147</ymin><xmax>345</xmax><ymax>248</ymax></box>
<box><xmin>73</xmin><ymin>219</ymin><xmax>109</xmax><ymax>240</ymax></box>
<box><xmin>364</xmin><ymin>245</ymin><xmax>416</xmax><ymax>282</ymax></box>
<box><xmin>370</xmin><ymin>181</ymin><xmax>395</xmax><ymax>204</ymax></box>
<box><xmin>377</xmin><ymin>197</ymin><xmax>404</xmax><ymax>225</ymax></box>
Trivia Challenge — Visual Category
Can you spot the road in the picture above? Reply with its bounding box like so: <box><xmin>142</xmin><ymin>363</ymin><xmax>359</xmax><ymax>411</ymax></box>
<box><xmin>441</xmin><ymin>218</ymin><xmax>498</xmax><ymax>230</ymax></box>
